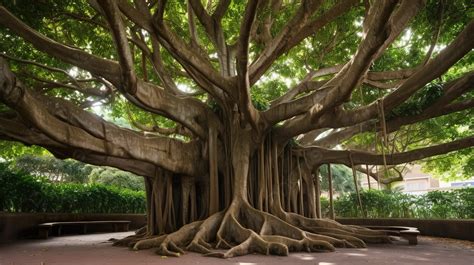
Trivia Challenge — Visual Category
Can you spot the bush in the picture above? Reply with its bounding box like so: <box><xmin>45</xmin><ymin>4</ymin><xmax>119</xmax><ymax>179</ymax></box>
<box><xmin>0</xmin><ymin>163</ymin><xmax>145</xmax><ymax>214</ymax></box>
<box><xmin>322</xmin><ymin>188</ymin><xmax>474</xmax><ymax>219</ymax></box>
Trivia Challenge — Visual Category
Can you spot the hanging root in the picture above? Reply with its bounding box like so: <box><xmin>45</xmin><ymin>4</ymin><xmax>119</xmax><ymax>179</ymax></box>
<box><xmin>121</xmin><ymin>201</ymin><xmax>390</xmax><ymax>258</ymax></box>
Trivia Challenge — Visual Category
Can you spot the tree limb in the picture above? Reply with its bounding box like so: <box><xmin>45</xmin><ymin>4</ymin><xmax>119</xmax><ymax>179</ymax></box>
<box><xmin>274</xmin><ymin>19</ymin><xmax>474</xmax><ymax>141</ymax></box>
<box><xmin>249</xmin><ymin>0</ymin><xmax>353</xmax><ymax>85</ymax></box>
<box><xmin>0</xmin><ymin>6</ymin><xmax>121</xmax><ymax>85</ymax></box>
<box><xmin>0</xmin><ymin>58</ymin><xmax>205</xmax><ymax>176</ymax></box>
<box><xmin>236</xmin><ymin>0</ymin><xmax>261</xmax><ymax>130</ymax></box>
<box><xmin>0</xmin><ymin>116</ymin><xmax>157</xmax><ymax>177</ymax></box>
<box><xmin>98</xmin><ymin>0</ymin><xmax>138</xmax><ymax>94</ymax></box>
<box><xmin>312</xmin><ymin>75</ymin><xmax>474</xmax><ymax>148</ymax></box>
<box><xmin>267</xmin><ymin>1</ymin><xmax>423</xmax><ymax>130</ymax></box>
<box><xmin>297</xmin><ymin>136</ymin><xmax>474</xmax><ymax>167</ymax></box>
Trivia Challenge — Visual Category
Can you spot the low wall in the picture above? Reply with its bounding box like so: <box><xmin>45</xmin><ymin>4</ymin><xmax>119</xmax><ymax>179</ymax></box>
<box><xmin>2</xmin><ymin>214</ymin><xmax>472</xmax><ymax>243</ymax></box>
<box><xmin>0</xmin><ymin>212</ymin><xmax>146</xmax><ymax>242</ymax></box>
<box><xmin>336</xmin><ymin>218</ymin><xmax>474</xmax><ymax>241</ymax></box>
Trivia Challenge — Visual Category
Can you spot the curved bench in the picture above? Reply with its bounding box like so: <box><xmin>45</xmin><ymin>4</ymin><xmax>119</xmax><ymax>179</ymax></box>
<box><xmin>38</xmin><ymin>220</ymin><xmax>130</xmax><ymax>239</ymax></box>
<box><xmin>362</xmin><ymin>225</ymin><xmax>420</xmax><ymax>245</ymax></box>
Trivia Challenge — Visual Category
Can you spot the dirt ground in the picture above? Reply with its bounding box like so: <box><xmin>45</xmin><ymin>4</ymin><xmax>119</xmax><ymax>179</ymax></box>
<box><xmin>1</xmin><ymin>232</ymin><xmax>473</xmax><ymax>265</ymax></box>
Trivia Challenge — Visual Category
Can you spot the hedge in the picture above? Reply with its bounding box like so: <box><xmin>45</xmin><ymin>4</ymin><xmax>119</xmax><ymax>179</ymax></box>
<box><xmin>321</xmin><ymin>188</ymin><xmax>474</xmax><ymax>219</ymax></box>
<box><xmin>3</xmin><ymin>161</ymin><xmax>473</xmax><ymax>218</ymax></box>
<box><xmin>0</xmin><ymin>163</ymin><xmax>145</xmax><ymax>214</ymax></box>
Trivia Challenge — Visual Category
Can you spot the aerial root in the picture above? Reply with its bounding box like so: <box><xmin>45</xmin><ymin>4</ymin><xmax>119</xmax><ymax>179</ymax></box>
<box><xmin>119</xmin><ymin>202</ymin><xmax>390</xmax><ymax>258</ymax></box>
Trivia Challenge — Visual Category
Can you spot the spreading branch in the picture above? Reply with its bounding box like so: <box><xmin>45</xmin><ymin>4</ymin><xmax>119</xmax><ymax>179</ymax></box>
<box><xmin>313</xmin><ymin>72</ymin><xmax>474</xmax><ymax>147</ymax></box>
<box><xmin>274</xmin><ymin>18</ymin><xmax>474</xmax><ymax>141</ymax></box>
<box><xmin>0</xmin><ymin>58</ymin><xmax>205</xmax><ymax>176</ymax></box>
<box><xmin>98</xmin><ymin>0</ymin><xmax>138</xmax><ymax>94</ymax></box>
<box><xmin>0</xmin><ymin>6</ymin><xmax>120</xmax><ymax>85</ymax></box>
<box><xmin>297</xmin><ymin>136</ymin><xmax>474</xmax><ymax>167</ymax></box>
<box><xmin>249</xmin><ymin>0</ymin><xmax>355</xmax><ymax>85</ymax></box>
<box><xmin>266</xmin><ymin>1</ymin><xmax>424</xmax><ymax>131</ymax></box>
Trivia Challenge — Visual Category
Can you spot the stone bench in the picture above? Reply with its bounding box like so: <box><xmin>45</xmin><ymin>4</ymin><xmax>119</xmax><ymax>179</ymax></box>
<box><xmin>362</xmin><ymin>225</ymin><xmax>420</xmax><ymax>245</ymax></box>
<box><xmin>38</xmin><ymin>220</ymin><xmax>130</xmax><ymax>239</ymax></box>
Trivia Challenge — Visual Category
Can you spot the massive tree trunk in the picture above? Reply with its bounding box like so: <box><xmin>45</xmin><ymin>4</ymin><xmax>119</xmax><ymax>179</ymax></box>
<box><xmin>112</xmin><ymin>117</ymin><xmax>391</xmax><ymax>258</ymax></box>
<box><xmin>0</xmin><ymin>0</ymin><xmax>473</xmax><ymax>259</ymax></box>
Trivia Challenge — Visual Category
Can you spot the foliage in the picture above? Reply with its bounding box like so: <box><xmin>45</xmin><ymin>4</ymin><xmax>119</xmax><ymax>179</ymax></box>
<box><xmin>0</xmin><ymin>141</ymin><xmax>48</xmax><ymax>160</ymax></box>
<box><xmin>319</xmin><ymin>164</ymin><xmax>356</xmax><ymax>194</ymax></box>
<box><xmin>388</xmin><ymin>83</ymin><xmax>444</xmax><ymax>119</ymax></box>
<box><xmin>7</xmin><ymin>154</ymin><xmax>145</xmax><ymax>191</ymax></box>
<box><xmin>13</xmin><ymin>155</ymin><xmax>91</xmax><ymax>183</ymax></box>
<box><xmin>422</xmin><ymin>147</ymin><xmax>474</xmax><ymax>182</ymax></box>
<box><xmin>88</xmin><ymin>166</ymin><xmax>145</xmax><ymax>191</ymax></box>
<box><xmin>0</xmin><ymin>0</ymin><xmax>471</xmax><ymax>182</ymax></box>
<box><xmin>0</xmin><ymin>163</ymin><xmax>145</xmax><ymax>214</ymax></box>
<box><xmin>326</xmin><ymin>188</ymin><xmax>474</xmax><ymax>219</ymax></box>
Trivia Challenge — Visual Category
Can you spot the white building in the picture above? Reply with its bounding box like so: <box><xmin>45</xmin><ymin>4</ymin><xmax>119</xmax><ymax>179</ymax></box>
<box><xmin>360</xmin><ymin>164</ymin><xmax>474</xmax><ymax>194</ymax></box>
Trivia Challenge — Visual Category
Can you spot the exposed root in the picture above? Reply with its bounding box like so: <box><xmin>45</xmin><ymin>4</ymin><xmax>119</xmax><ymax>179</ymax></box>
<box><xmin>112</xmin><ymin>234</ymin><xmax>150</xmax><ymax>247</ymax></box>
<box><xmin>116</xmin><ymin>200</ymin><xmax>390</xmax><ymax>258</ymax></box>
<box><xmin>110</xmin><ymin>225</ymin><xmax>149</xmax><ymax>246</ymax></box>
<box><xmin>134</xmin><ymin>220</ymin><xmax>204</xmax><ymax>256</ymax></box>
<box><xmin>279</xmin><ymin>211</ymin><xmax>392</xmax><ymax>244</ymax></box>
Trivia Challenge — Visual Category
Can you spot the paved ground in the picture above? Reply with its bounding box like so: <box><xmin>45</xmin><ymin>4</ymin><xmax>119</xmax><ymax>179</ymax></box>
<box><xmin>1</xmin><ymin>232</ymin><xmax>473</xmax><ymax>265</ymax></box>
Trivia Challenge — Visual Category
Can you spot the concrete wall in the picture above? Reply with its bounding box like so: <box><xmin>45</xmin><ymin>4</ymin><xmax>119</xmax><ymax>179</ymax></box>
<box><xmin>2</xmin><ymin>213</ymin><xmax>472</xmax><ymax>243</ymax></box>
<box><xmin>0</xmin><ymin>212</ymin><xmax>146</xmax><ymax>242</ymax></box>
<box><xmin>337</xmin><ymin>218</ymin><xmax>474</xmax><ymax>241</ymax></box>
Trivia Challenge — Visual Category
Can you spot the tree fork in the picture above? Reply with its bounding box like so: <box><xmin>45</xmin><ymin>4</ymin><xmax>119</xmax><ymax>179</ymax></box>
<box><xmin>1</xmin><ymin>0</ymin><xmax>472</xmax><ymax>260</ymax></box>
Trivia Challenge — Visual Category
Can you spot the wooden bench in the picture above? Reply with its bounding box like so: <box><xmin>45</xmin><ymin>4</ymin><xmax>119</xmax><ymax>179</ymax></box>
<box><xmin>38</xmin><ymin>220</ymin><xmax>130</xmax><ymax>239</ymax></box>
<box><xmin>362</xmin><ymin>225</ymin><xmax>420</xmax><ymax>245</ymax></box>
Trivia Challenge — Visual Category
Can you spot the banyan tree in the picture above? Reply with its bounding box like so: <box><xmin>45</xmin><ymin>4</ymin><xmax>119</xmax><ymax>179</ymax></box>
<box><xmin>0</xmin><ymin>0</ymin><xmax>473</xmax><ymax>258</ymax></box>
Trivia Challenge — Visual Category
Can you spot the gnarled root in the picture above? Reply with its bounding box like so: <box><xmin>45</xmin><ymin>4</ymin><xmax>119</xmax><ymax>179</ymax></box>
<box><xmin>111</xmin><ymin>229</ymin><xmax>150</xmax><ymax>247</ymax></box>
<box><xmin>278</xmin><ymin>211</ymin><xmax>392</xmax><ymax>245</ymax></box>
<box><xmin>123</xmin><ymin>200</ymin><xmax>390</xmax><ymax>258</ymax></box>
<box><xmin>188</xmin><ymin>201</ymin><xmax>336</xmax><ymax>258</ymax></box>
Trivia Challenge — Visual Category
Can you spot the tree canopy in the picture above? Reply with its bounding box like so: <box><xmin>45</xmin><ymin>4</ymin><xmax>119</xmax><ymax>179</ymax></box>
<box><xmin>0</xmin><ymin>0</ymin><xmax>472</xmax><ymax>259</ymax></box>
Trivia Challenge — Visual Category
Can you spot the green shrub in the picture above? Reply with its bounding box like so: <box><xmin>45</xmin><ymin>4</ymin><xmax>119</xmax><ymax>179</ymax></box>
<box><xmin>0</xmin><ymin>163</ymin><xmax>145</xmax><ymax>213</ymax></box>
<box><xmin>322</xmin><ymin>188</ymin><xmax>474</xmax><ymax>219</ymax></box>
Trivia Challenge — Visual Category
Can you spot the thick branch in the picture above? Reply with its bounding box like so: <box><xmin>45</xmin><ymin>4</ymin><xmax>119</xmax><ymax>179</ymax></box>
<box><xmin>270</xmin><ymin>81</ymin><xmax>327</xmax><ymax>107</ymax></box>
<box><xmin>275</xmin><ymin>19</ymin><xmax>474</xmax><ymax>140</ymax></box>
<box><xmin>249</xmin><ymin>0</ymin><xmax>355</xmax><ymax>85</ymax></box>
<box><xmin>0</xmin><ymin>5</ymin><xmax>220</xmax><ymax>138</ymax></box>
<box><xmin>236</xmin><ymin>0</ymin><xmax>261</xmax><ymax>130</ymax></box>
<box><xmin>313</xmin><ymin>98</ymin><xmax>474</xmax><ymax>148</ymax></box>
<box><xmin>52</xmin><ymin>148</ymin><xmax>157</xmax><ymax>178</ymax></box>
<box><xmin>115</xmin><ymin>0</ymin><xmax>232</xmax><ymax>96</ymax></box>
<box><xmin>151</xmin><ymin>9</ymin><xmax>232</xmax><ymax>94</ymax></box>
<box><xmin>213</xmin><ymin>0</ymin><xmax>231</xmax><ymax>21</ymax></box>
<box><xmin>0</xmin><ymin>6</ymin><xmax>120</xmax><ymax>85</ymax></box>
<box><xmin>0</xmin><ymin>116</ymin><xmax>156</xmax><ymax>177</ymax></box>
<box><xmin>189</xmin><ymin>0</ymin><xmax>234</xmax><ymax>77</ymax></box>
<box><xmin>333</xmin><ymin>21</ymin><xmax>474</xmax><ymax>128</ymax></box>
<box><xmin>189</xmin><ymin>0</ymin><xmax>219</xmax><ymax>42</ymax></box>
<box><xmin>98</xmin><ymin>0</ymin><xmax>138</xmax><ymax>94</ymax></box>
<box><xmin>268</xmin><ymin>1</ymin><xmax>423</xmax><ymax>130</ymax></box>
<box><xmin>0</xmin><ymin>58</ymin><xmax>205</xmax><ymax>176</ymax></box>
<box><xmin>313</xmin><ymin>73</ymin><xmax>474</xmax><ymax>147</ymax></box>
<box><xmin>298</xmin><ymin>136</ymin><xmax>474</xmax><ymax>166</ymax></box>
<box><xmin>270</xmin><ymin>66</ymin><xmax>416</xmax><ymax>107</ymax></box>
